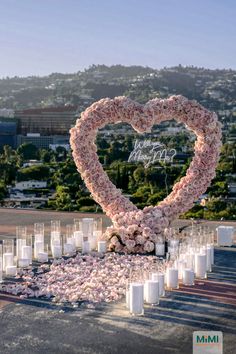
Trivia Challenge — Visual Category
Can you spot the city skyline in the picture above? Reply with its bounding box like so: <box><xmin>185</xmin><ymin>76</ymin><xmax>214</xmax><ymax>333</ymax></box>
<box><xmin>0</xmin><ymin>0</ymin><xmax>235</xmax><ymax>78</ymax></box>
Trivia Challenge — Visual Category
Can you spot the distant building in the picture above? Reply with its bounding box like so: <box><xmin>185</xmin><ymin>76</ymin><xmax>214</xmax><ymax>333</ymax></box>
<box><xmin>0</xmin><ymin>109</ymin><xmax>14</xmax><ymax>118</ymax></box>
<box><xmin>15</xmin><ymin>181</ymin><xmax>47</xmax><ymax>190</ymax></box>
<box><xmin>16</xmin><ymin>134</ymin><xmax>69</xmax><ymax>149</ymax></box>
<box><xmin>15</xmin><ymin>106</ymin><xmax>78</xmax><ymax>136</ymax></box>
<box><xmin>0</xmin><ymin>117</ymin><xmax>17</xmax><ymax>149</ymax></box>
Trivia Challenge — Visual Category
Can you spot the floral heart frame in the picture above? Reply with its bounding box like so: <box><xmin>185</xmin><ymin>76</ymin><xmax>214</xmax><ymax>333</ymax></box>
<box><xmin>70</xmin><ymin>95</ymin><xmax>222</xmax><ymax>253</ymax></box>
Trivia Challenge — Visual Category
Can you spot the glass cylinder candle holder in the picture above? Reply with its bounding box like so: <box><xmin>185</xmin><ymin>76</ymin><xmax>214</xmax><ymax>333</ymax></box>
<box><xmin>21</xmin><ymin>234</ymin><xmax>32</xmax><ymax>264</ymax></box>
<box><xmin>129</xmin><ymin>282</ymin><xmax>144</xmax><ymax>316</ymax></box>
<box><xmin>166</xmin><ymin>267</ymin><xmax>179</xmax><ymax>290</ymax></box>
<box><xmin>34</xmin><ymin>226</ymin><xmax>45</xmax><ymax>259</ymax></box>
<box><xmin>145</xmin><ymin>280</ymin><xmax>159</xmax><ymax>305</ymax></box>
<box><xmin>51</xmin><ymin>220</ymin><xmax>61</xmax><ymax>251</ymax></box>
<box><xmin>195</xmin><ymin>253</ymin><xmax>207</xmax><ymax>279</ymax></box>
<box><xmin>74</xmin><ymin>219</ymin><xmax>83</xmax><ymax>248</ymax></box>
<box><xmin>82</xmin><ymin>238</ymin><xmax>91</xmax><ymax>254</ymax></box>
<box><xmin>94</xmin><ymin>217</ymin><xmax>103</xmax><ymax>232</ymax></box>
<box><xmin>3</xmin><ymin>239</ymin><xmax>14</xmax><ymax>272</ymax></box>
<box><xmin>51</xmin><ymin>220</ymin><xmax>61</xmax><ymax>238</ymax></box>
<box><xmin>37</xmin><ymin>244</ymin><xmax>49</xmax><ymax>263</ymax></box>
<box><xmin>5</xmin><ymin>257</ymin><xmax>17</xmax><ymax>277</ymax></box>
<box><xmin>34</xmin><ymin>223</ymin><xmax>44</xmax><ymax>242</ymax></box>
<box><xmin>182</xmin><ymin>268</ymin><xmax>195</xmax><ymax>286</ymax></box>
<box><xmin>151</xmin><ymin>273</ymin><xmax>165</xmax><ymax>297</ymax></box>
<box><xmin>63</xmin><ymin>226</ymin><xmax>76</xmax><ymax>256</ymax></box>
<box><xmin>80</xmin><ymin>218</ymin><xmax>94</xmax><ymax>238</ymax></box>
<box><xmin>16</xmin><ymin>226</ymin><xmax>27</xmax><ymax>259</ymax></box>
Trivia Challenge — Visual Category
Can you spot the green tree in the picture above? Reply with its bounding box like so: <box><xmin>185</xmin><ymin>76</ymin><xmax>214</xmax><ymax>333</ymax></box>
<box><xmin>17</xmin><ymin>143</ymin><xmax>39</xmax><ymax>160</ymax></box>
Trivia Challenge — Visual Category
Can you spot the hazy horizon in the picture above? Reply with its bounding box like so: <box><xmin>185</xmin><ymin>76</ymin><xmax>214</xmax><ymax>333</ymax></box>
<box><xmin>0</xmin><ymin>0</ymin><xmax>235</xmax><ymax>77</ymax></box>
<box><xmin>0</xmin><ymin>63</ymin><xmax>235</xmax><ymax>80</ymax></box>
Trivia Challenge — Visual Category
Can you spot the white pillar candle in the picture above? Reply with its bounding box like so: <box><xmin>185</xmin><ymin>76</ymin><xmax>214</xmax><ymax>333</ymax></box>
<box><xmin>145</xmin><ymin>280</ymin><xmax>159</xmax><ymax>305</ymax></box>
<box><xmin>64</xmin><ymin>243</ymin><xmax>74</xmax><ymax>255</ymax></box>
<box><xmin>205</xmin><ymin>247</ymin><xmax>212</xmax><ymax>272</ymax></box>
<box><xmin>82</xmin><ymin>241</ymin><xmax>91</xmax><ymax>254</ymax></box>
<box><xmin>97</xmin><ymin>241</ymin><xmax>107</xmax><ymax>253</ymax></box>
<box><xmin>195</xmin><ymin>254</ymin><xmax>207</xmax><ymax>279</ymax></box>
<box><xmin>129</xmin><ymin>283</ymin><xmax>144</xmax><ymax>316</ymax></box>
<box><xmin>151</xmin><ymin>273</ymin><xmax>165</xmax><ymax>297</ymax></box>
<box><xmin>3</xmin><ymin>253</ymin><xmax>14</xmax><ymax>271</ymax></box>
<box><xmin>18</xmin><ymin>258</ymin><xmax>30</xmax><ymax>267</ymax></box>
<box><xmin>51</xmin><ymin>245</ymin><xmax>62</xmax><ymax>258</ymax></box>
<box><xmin>34</xmin><ymin>241</ymin><xmax>44</xmax><ymax>259</ymax></box>
<box><xmin>166</xmin><ymin>268</ymin><xmax>179</xmax><ymax>289</ymax></box>
<box><xmin>6</xmin><ymin>265</ymin><xmax>17</xmax><ymax>276</ymax></box>
<box><xmin>182</xmin><ymin>268</ymin><xmax>194</xmax><ymax>286</ymax></box>
<box><xmin>22</xmin><ymin>246</ymin><xmax>32</xmax><ymax>263</ymax></box>
<box><xmin>37</xmin><ymin>252</ymin><xmax>48</xmax><ymax>263</ymax></box>
<box><xmin>74</xmin><ymin>231</ymin><xmax>83</xmax><ymax>248</ymax></box>
<box><xmin>155</xmin><ymin>243</ymin><xmax>165</xmax><ymax>256</ymax></box>
<box><xmin>207</xmin><ymin>243</ymin><xmax>214</xmax><ymax>265</ymax></box>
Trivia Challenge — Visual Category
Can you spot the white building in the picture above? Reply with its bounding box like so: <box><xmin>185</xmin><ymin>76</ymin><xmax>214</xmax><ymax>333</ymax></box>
<box><xmin>15</xmin><ymin>181</ymin><xmax>47</xmax><ymax>190</ymax></box>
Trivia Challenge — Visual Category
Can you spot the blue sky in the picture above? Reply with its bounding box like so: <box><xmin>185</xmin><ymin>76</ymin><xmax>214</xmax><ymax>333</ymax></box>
<box><xmin>0</xmin><ymin>0</ymin><xmax>235</xmax><ymax>77</ymax></box>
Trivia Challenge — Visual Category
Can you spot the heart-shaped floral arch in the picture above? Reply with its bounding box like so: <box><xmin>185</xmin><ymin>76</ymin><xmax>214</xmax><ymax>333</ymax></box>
<box><xmin>70</xmin><ymin>95</ymin><xmax>222</xmax><ymax>253</ymax></box>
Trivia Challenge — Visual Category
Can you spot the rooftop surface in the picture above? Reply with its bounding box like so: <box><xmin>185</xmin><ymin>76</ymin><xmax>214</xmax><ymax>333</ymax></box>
<box><xmin>0</xmin><ymin>209</ymin><xmax>235</xmax><ymax>353</ymax></box>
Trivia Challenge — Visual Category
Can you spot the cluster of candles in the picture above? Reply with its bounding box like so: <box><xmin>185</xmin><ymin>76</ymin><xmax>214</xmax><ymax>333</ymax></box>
<box><xmin>0</xmin><ymin>217</ymin><xmax>106</xmax><ymax>280</ymax></box>
<box><xmin>126</xmin><ymin>225</ymin><xmax>215</xmax><ymax>316</ymax></box>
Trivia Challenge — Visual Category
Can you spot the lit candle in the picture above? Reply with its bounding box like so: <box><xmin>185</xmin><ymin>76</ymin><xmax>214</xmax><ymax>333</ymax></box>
<box><xmin>37</xmin><ymin>252</ymin><xmax>48</xmax><ymax>263</ymax></box>
<box><xmin>182</xmin><ymin>268</ymin><xmax>194</xmax><ymax>286</ymax></box>
<box><xmin>3</xmin><ymin>253</ymin><xmax>14</xmax><ymax>271</ymax></box>
<box><xmin>166</xmin><ymin>268</ymin><xmax>179</xmax><ymax>289</ymax></box>
<box><xmin>145</xmin><ymin>280</ymin><xmax>159</xmax><ymax>305</ymax></box>
<box><xmin>82</xmin><ymin>241</ymin><xmax>91</xmax><ymax>254</ymax></box>
<box><xmin>151</xmin><ymin>273</ymin><xmax>165</xmax><ymax>297</ymax></box>
<box><xmin>129</xmin><ymin>283</ymin><xmax>144</xmax><ymax>316</ymax></box>
<box><xmin>18</xmin><ymin>258</ymin><xmax>30</xmax><ymax>267</ymax></box>
<box><xmin>195</xmin><ymin>254</ymin><xmax>207</xmax><ymax>279</ymax></box>
<box><xmin>6</xmin><ymin>265</ymin><xmax>17</xmax><ymax>276</ymax></box>
<box><xmin>97</xmin><ymin>241</ymin><xmax>107</xmax><ymax>253</ymax></box>
<box><xmin>155</xmin><ymin>243</ymin><xmax>165</xmax><ymax>256</ymax></box>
